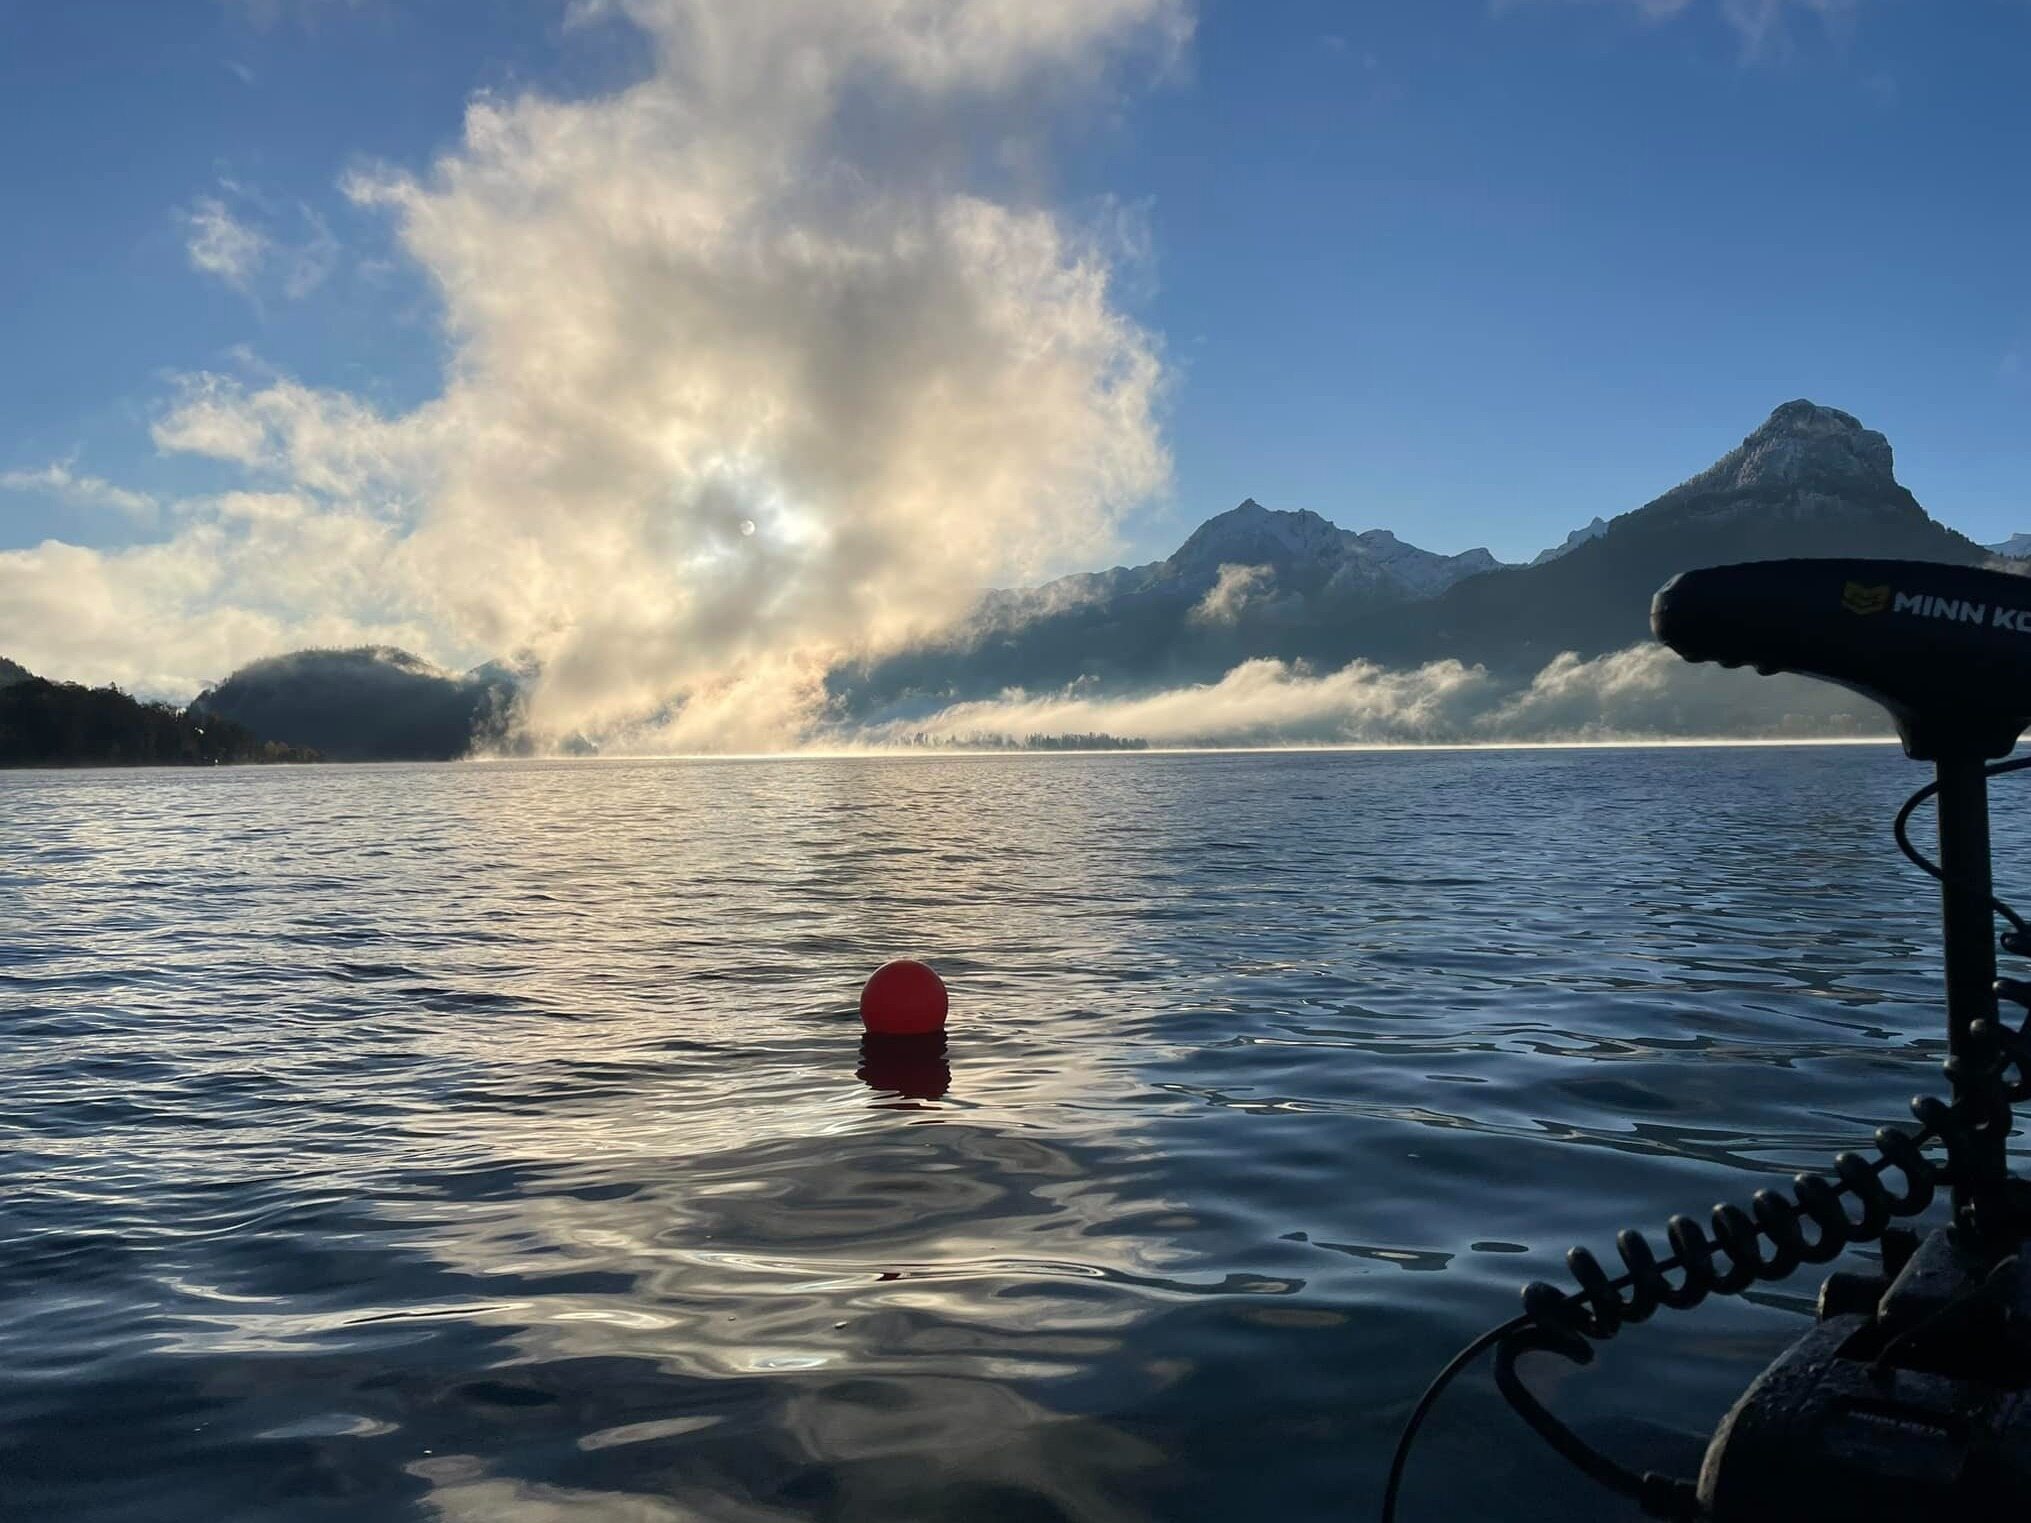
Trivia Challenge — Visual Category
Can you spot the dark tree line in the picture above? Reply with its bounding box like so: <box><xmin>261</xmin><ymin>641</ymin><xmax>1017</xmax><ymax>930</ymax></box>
<box><xmin>892</xmin><ymin>731</ymin><xmax>1150</xmax><ymax>751</ymax></box>
<box><xmin>0</xmin><ymin>678</ymin><xmax>320</xmax><ymax>767</ymax></box>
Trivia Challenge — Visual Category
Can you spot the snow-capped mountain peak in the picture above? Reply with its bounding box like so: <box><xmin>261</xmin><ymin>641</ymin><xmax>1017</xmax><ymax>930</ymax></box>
<box><xmin>1169</xmin><ymin>499</ymin><xmax>1502</xmax><ymax>598</ymax></box>
<box><xmin>1169</xmin><ymin>500</ymin><xmax>1349</xmax><ymax>572</ymax></box>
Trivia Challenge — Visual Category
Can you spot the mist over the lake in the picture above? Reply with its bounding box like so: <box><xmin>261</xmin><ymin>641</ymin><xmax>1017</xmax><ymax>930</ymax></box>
<box><xmin>866</xmin><ymin>644</ymin><xmax>1883</xmax><ymax>751</ymax></box>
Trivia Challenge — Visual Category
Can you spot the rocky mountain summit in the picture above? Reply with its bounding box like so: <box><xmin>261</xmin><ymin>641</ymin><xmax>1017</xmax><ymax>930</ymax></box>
<box><xmin>1633</xmin><ymin>400</ymin><xmax>1919</xmax><ymax>535</ymax></box>
<box><xmin>1689</xmin><ymin>399</ymin><xmax>1895</xmax><ymax>495</ymax></box>
<box><xmin>1166</xmin><ymin>499</ymin><xmax>1500</xmax><ymax>597</ymax></box>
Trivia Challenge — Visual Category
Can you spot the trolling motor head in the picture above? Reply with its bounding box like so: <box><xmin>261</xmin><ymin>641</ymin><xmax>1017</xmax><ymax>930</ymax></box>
<box><xmin>1647</xmin><ymin>556</ymin><xmax>2031</xmax><ymax>1521</ymax></box>
<box><xmin>1652</xmin><ymin>558</ymin><xmax>2031</xmax><ymax>760</ymax></box>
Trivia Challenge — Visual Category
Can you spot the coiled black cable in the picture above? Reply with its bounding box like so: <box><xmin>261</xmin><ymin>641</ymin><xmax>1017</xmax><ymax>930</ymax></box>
<box><xmin>1520</xmin><ymin>1099</ymin><xmax>1960</xmax><ymax>1343</ymax></box>
<box><xmin>1381</xmin><ymin>1097</ymin><xmax>1970</xmax><ymax>1523</ymax></box>
<box><xmin>1380</xmin><ymin>754</ymin><xmax>2031</xmax><ymax>1522</ymax></box>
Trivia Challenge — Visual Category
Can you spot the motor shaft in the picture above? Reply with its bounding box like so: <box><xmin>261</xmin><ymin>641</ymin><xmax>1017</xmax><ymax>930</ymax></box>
<box><xmin>1932</xmin><ymin>757</ymin><xmax>2008</xmax><ymax>1236</ymax></box>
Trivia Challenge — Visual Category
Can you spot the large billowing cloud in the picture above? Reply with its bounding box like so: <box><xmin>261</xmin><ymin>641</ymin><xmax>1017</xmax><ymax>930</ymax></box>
<box><xmin>2</xmin><ymin>0</ymin><xmax>1183</xmax><ymax>745</ymax></box>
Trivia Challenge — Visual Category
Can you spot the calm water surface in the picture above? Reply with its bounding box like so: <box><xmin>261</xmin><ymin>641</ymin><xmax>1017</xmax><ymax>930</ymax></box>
<box><xmin>6</xmin><ymin>748</ymin><xmax>2024</xmax><ymax>1521</ymax></box>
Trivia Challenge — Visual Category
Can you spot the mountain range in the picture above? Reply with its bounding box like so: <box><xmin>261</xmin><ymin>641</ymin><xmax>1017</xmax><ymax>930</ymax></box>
<box><xmin>8</xmin><ymin>399</ymin><xmax>2023</xmax><ymax>761</ymax></box>
<box><xmin>831</xmin><ymin>400</ymin><xmax>2002</xmax><ymax>722</ymax></box>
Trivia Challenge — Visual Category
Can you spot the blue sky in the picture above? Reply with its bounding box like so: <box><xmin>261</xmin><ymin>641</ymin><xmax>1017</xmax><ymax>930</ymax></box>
<box><xmin>1</xmin><ymin>0</ymin><xmax>2027</xmax><ymax>699</ymax></box>
<box><xmin>1114</xmin><ymin>0</ymin><xmax>2031</xmax><ymax>559</ymax></box>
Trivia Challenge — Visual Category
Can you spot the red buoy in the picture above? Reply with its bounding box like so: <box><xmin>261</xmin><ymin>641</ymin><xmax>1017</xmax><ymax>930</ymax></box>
<box><xmin>859</xmin><ymin>958</ymin><xmax>948</xmax><ymax>1037</ymax></box>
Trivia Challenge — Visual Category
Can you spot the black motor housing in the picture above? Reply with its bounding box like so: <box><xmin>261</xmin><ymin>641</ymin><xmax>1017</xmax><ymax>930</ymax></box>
<box><xmin>1652</xmin><ymin>558</ymin><xmax>2031</xmax><ymax>759</ymax></box>
<box><xmin>1698</xmin><ymin>1231</ymin><xmax>2031</xmax><ymax>1521</ymax></box>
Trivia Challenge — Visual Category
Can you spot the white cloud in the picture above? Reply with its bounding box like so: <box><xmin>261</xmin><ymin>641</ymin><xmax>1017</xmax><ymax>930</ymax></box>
<box><xmin>179</xmin><ymin>188</ymin><xmax>339</xmax><ymax>300</ymax></box>
<box><xmin>152</xmin><ymin>373</ymin><xmax>418</xmax><ymax>500</ymax></box>
<box><xmin>183</xmin><ymin>196</ymin><xmax>270</xmax><ymax>290</ymax></box>
<box><xmin>0</xmin><ymin>494</ymin><xmax>433</xmax><ymax>698</ymax></box>
<box><xmin>1189</xmin><ymin>562</ymin><xmax>1273</xmax><ymax>625</ymax></box>
<box><xmin>148</xmin><ymin>376</ymin><xmax>273</xmax><ymax>468</ymax></box>
<box><xmin>1509</xmin><ymin>0</ymin><xmax>1860</xmax><ymax>58</ymax></box>
<box><xmin>878</xmin><ymin>643</ymin><xmax>1882</xmax><ymax>748</ymax></box>
<box><xmin>0</xmin><ymin>462</ymin><xmax>158</xmax><ymax>522</ymax></box>
<box><xmin>75</xmin><ymin>0</ymin><xmax>1184</xmax><ymax>745</ymax></box>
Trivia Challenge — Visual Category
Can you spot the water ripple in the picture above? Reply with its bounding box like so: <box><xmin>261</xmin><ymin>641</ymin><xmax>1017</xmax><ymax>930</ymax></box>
<box><xmin>3</xmin><ymin>747</ymin><xmax>2024</xmax><ymax>1520</ymax></box>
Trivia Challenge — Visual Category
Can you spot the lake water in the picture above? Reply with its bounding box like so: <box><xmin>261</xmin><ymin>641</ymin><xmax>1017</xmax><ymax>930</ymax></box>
<box><xmin>6</xmin><ymin>747</ymin><xmax>2023</xmax><ymax>1522</ymax></box>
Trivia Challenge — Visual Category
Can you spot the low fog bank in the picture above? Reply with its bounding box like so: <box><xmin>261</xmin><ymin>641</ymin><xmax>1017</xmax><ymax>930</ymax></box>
<box><xmin>176</xmin><ymin>638</ymin><xmax>1890</xmax><ymax>760</ymax></box>
<box><xmin>849</xmin><ymin>642</ymin><xmax>1886</xmax><ymax>751</ymax></box>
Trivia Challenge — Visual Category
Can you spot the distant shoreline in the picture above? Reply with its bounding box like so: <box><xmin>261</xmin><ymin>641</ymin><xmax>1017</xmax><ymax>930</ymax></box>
<box><xmin>1</xmin><ymin>735</ymin><xmax>1912</xmax><ymax>773</ymax></box>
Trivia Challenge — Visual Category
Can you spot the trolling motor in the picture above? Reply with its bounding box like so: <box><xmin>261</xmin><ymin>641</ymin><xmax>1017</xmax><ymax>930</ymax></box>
<box><xmin>1385</xmin><ymin>558</ymin><xmax>2031</xmax><ymax>1522</ymax></box>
